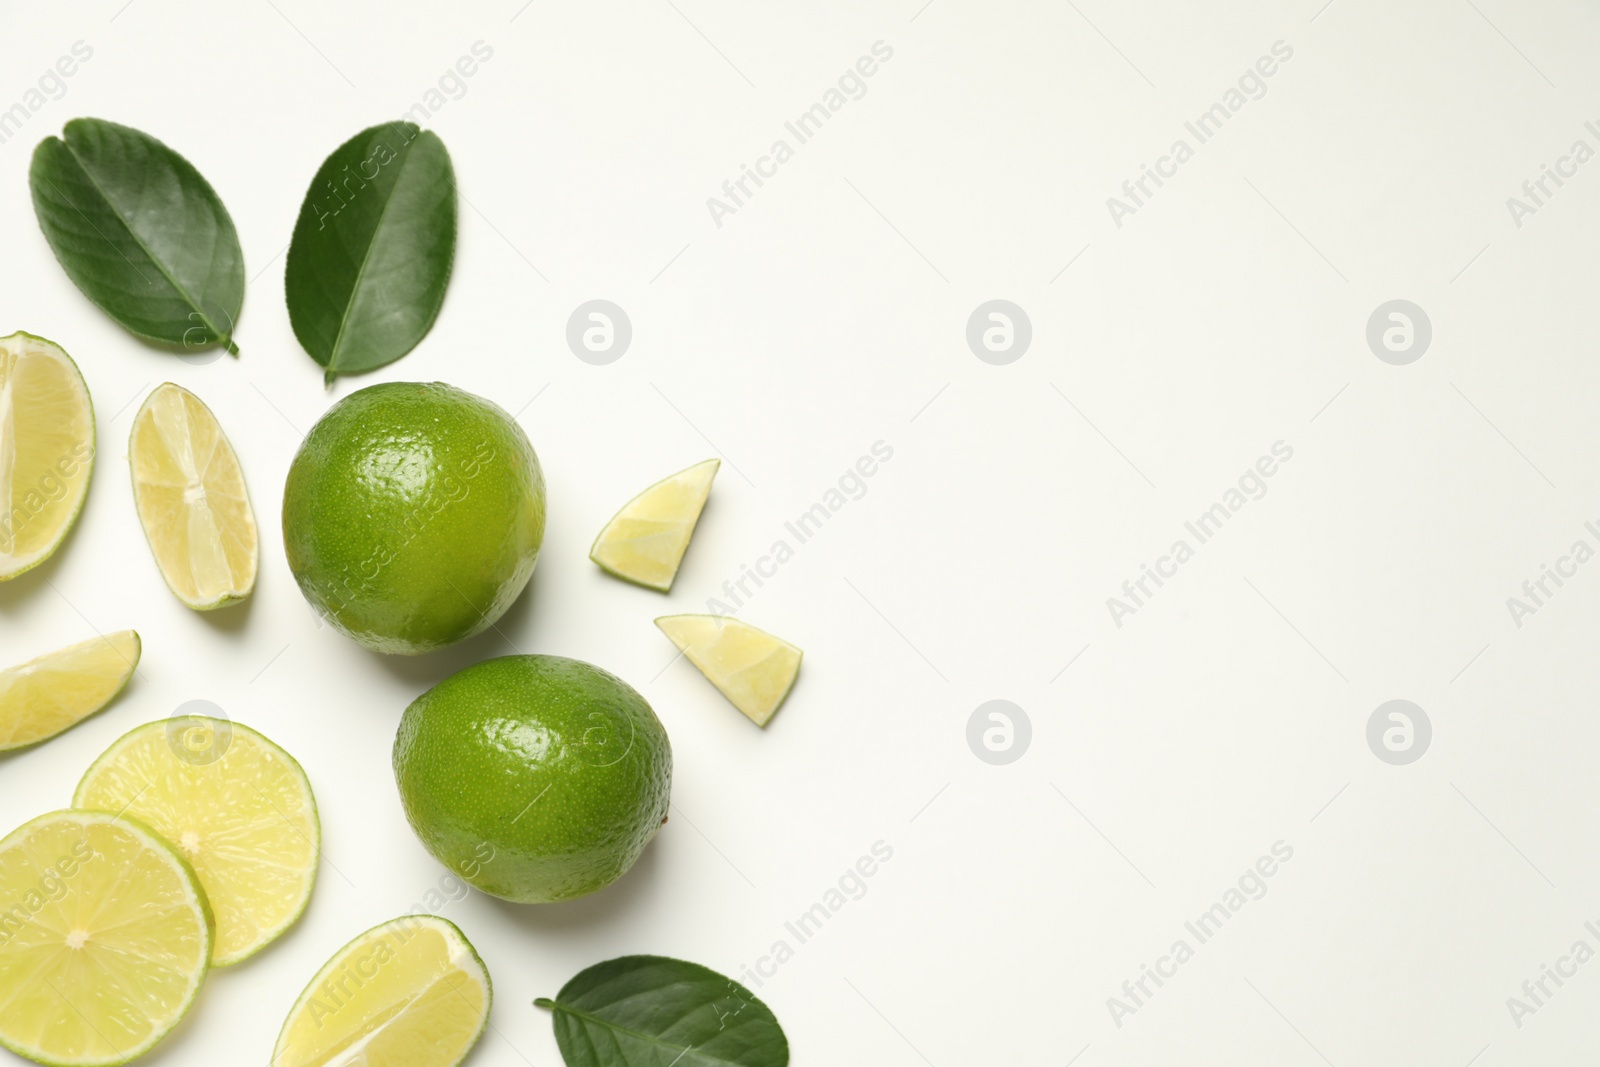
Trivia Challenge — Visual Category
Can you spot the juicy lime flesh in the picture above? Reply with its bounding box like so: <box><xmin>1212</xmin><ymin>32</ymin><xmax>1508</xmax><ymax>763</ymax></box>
<box><xmin>393</xmin><ymin>655</ymin><xmax>671</xmax><ymax>903</ymax></box>
<box><xmin>282</xmin><ymin>382</ymin><xmax>546</xmax><ymax>655</ymax></box>
<box><xmin>274</xmin><ymin>915</ymin><xmax>489</xmax><ymax>1067</ymax></box>
<box><xmin>73</xmin><ymin>718</ymin><xmax>318</xmax><ymax>966</ymax></box>
<box><xmin>590</xmin><ymin>458</ymin><xmax>718</xmax><ymax>591</ymax></box>
<box><xmin>0</xmin><ymin>811</ymin><xmax>210</xmax><ymax>1067</ymax></box>
<box><xmin>657</xmin><ymin>615</ymin><xmax>802</xmax><ymax>727</ymax></box>
<box><xmin>130</xmin><ymin>383</ymin><xmax>257</xmax><ymax>609</ymax></box>
<box><xmin>0</xmin><ymin>332</ymin><xmax>94</xmax><ymax>580</ymax></box>
<box><xmin>0</xmin><ymin>631</ymin><xmax>139</xmax><ymax>751</ymax></box>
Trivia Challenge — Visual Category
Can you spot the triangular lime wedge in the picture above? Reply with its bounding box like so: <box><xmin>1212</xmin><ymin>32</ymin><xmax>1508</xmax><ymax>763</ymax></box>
<box><xmin>590</xmin><ymin>459</ymin><xmax>718</xmax><ymax>591</ymax></box>
<box><xmin>656</xmin><ymin>614</ymin><xmax>801</xmax><ymax>726</ymax></box>
<box><xmin>0</xmin><ymin>630</ymin><xmax>139</xmax><ymax>751</ymax></box>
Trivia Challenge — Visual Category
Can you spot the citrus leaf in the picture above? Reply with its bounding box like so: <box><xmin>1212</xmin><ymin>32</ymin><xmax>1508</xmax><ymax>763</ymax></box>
<box><xmin>29</xmin><ymin>118</ymin><xmax>245</xmax><ymax>354</ymax></box>
<box><xmin>536</xmin><ymin>955</ymin><xmax>789</xmax><ymax>1067</ymax></box>
<box><xmin>285</xmin><ymin>121</ymin><xmax>456</xmax><ymax>384</ymax></box>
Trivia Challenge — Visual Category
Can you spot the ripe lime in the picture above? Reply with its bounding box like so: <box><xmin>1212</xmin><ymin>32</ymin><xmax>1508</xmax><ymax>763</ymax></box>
<box><xmin>393</xmin><ymin>655</ymin><xmax>671</xmax><ymax>903</ymax></box>
<box><xmin>282</xmin><ymin>382</ymin><xmax>545</xmax><ymax>654</ymax></box>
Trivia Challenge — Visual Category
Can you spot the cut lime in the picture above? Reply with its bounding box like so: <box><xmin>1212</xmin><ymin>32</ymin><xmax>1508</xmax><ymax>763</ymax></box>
<box><xmin>73</xmin><ymin>717</ymin><xmax>317</xmax><ymax>966</ymax></box>
<box><xmin>655</xmin><ymin>615</ymin><xmax>801</xmax><ymax>727</ymax></box>
<box><xmin>272</xmin><ymin>914</ymin><xmax>490</xmax><ymax>1067</ymax></box>
<box><xmin>0</xmin><ymin>809</ymin><xmax>211</xmax><ymax>1067</ymax></box>
<box><xmin>590</xmin><ymin>459</ymin><xmax>718</xmax><ymax>591</ymax></box>
<box><xmin>0</xmin><ymin>331</ymin><xmax>95</xmax><ymax>582</ymax></box>
<box><xmin>129</xmin><ymin>383</ymin><xmax>256</xmax><ymax>610</ymax></box>
<box><xmin>0</xmin><ymin>630</ymin><xmax>139</xmax><ymax>752</ymax></box>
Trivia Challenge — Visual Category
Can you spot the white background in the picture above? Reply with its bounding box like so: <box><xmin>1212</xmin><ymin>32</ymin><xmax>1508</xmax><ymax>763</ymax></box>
<box><xmin>1</xmin><ymin>0</ymin><xmax>1597</xmax><ymax>1063</ymax></box>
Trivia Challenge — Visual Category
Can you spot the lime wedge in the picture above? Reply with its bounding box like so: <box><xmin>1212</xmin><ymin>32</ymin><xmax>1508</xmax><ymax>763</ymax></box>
<box><xmin>590</xmin><ymin>459</ymin><xmax>719</xmax><ymax>591</ymax></box>
<box><xmin>655</xmin><ymin>614</ymin><xmax>802</xmax><ymax>727</ymax></box>
<box><xmin>0</xmin><ymin>331</ymin><xmax>95</xmax><ymax>581</ymax></box>
<box><xmin>128</xmin><ymin>383</ymin><xmax>256</xmax><ymax>609</ymax></box>
<box><xmin>273</xmin><ymin>914</ymin><xmax>491</xmax><ymax>1067</ymax></box>
<box><xmin>73</xmin><ymin>717</ymin><xmax>318</xmax><ymax>966</ymax></box>
<box><xmin>0</xmin><ymin>809</ymin><xmax>211</xmax><ymax>1067</ymax></box>
<box><xmin>0</xmin><ymin>630</ymin><xmax>139</xmax><ymax>752</ymax></box>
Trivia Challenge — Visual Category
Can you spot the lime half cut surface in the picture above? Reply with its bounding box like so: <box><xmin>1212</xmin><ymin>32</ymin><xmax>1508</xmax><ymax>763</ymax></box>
<box><xmin>73</xmin><ymin>717</ymin><xmax>318</xmax><ymax>966</ymax></box>
<box><xmin>272</xmin><ymin>914</ymin><xmax>490</xmax><ymax>1067</ymax></box>
<box><xmin>0</xmin><ymin>630</ymin><xmax>139</xmax><ymax>752</ymax></box>
<box><xmin>0</xmin><ymin>331</ymin><xmax>95</xmax><ymax>581</ymax></box>
<box><xmin>590</xmin><ymin>458</ymin><xmax>719</xmax><ymax>591</ymax></box>
<box><xmin>129</xmin><ymin>382</ymin><xmax>257</xmax><ymax>609</ymax></box>
<box><xmin>656</xmin><ymin>615</ymin><xmax>802</xmax><ymax>727</ymax></box>
<box><xmin>0</xmin><ymin>809</ymin><xmax>211</xmax><ymax>1067</ymax></box>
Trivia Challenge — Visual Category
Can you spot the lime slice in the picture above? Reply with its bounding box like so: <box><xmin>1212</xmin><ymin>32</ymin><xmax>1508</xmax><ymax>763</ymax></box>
<box><xmin>0</xmin><ymin>331</ymin><xmax>95</xmax><ymax>581</ymax></box>
<box><xmin>590</xmin><ymin>459</ymin><xmax>719</xmax><ymax>591</ymax></box>
<box><xmin>273</xmin><ymin>914</ymin><xmax>491</xmax><ymax>1067</ymax></box>
<box><xmin>128</xmin><ymin>383</ymin><xmax>256</xmax><ymax>610</ymax></box>
<box><xmin>73</xmin><ymin>717</ymin><xmax>318</xmax><ymax>966</ymax></box>
<box><xmin>0</xmin><ymin>630</ymin><xmax>140</xmax><ymax>752</ymax></box>
<box><xmin>655</xmin><ymin>615</ymin><xmax>802</xmax><ymax>727</ymax></box>
<box><xmin>0</xmin><ymin>809</ymin><xmax>211</xmax><ymax>1067</ymax></box>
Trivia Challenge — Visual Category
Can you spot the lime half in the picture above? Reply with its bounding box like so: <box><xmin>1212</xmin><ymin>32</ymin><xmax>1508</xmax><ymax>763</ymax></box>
<box><xmin>272</xmin><ymin>914</ymin><xmax>490</xmax><ymax>1067</ymax></box>
<box><xmin>73</xmin><ymin>717</ymin><xmax>318</xmax><ymax>965</ymax></box>
<box><xmin>129</xmin><ymin>383</ymin><xmax>257</xmax><ymax>610</ymax></box>
<box><xmin>0</xmin><ymin>809</ymin><xmax>211</xmax><ymax>1067</ymax></box>
<box><xmin>0</xmin><ymin>331</ymin><xmax>94</xmax><ymax>581</ymax></box>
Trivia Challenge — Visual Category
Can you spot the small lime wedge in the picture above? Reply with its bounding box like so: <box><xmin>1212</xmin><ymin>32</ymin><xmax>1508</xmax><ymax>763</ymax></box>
<box><xmin>0</xmin><ymin>630</ymin><xmax>139</xmax><ymax>752</ymax></box>
<box><xmin>0</xmin><ymin>331</ymin><xmax>95</xmax><ymax>581</ymax></box>
<box><xmin>590</xmin><ymin>459</ymin><xmax>719</xmax><ymax>591</ymax></box>
<box><xmin>0</xmin><ymin>809</ymin><xmax>211</xmax><ymax>1067</ymax></box>
<box><xmin>129</xmin><ymin>382</ymin><xmax>257</xmax><ymax>609</ymax></box>
<box><xmin>656</xmin><ymin>614</ymin><xmax>801</xmax><ymax>726</ymax></box>
<box><xmin>73</xmin><ymin>717</ymin><xmax>318</xmax><ymax>966</ymax></box>
<box><xmin>272</xmin><ymin>914</ymin><xmax>491</xmax><ymax>1067</ymax></box>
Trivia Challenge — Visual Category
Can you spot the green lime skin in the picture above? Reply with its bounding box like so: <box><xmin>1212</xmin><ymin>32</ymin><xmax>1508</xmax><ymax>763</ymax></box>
<box><xmin>394</xmin><ymin>655</ymin><xmax>672</xmax><ymax>903</ymax></box>
<box><xmin>282</xmin><ymin>382</ymin><xmax>545</xmax><ymax>654</ymax></box>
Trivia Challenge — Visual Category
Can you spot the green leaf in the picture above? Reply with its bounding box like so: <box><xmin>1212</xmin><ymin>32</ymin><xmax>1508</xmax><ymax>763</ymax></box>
<box><xmin>285</xmin><ymin>121</ymin><xmax>457</xmax><ymax>383</ymax></box>
<box><xmin>536</xmin><ymin>955</ymin><xmax>789</xmax><ymax>1067</ymax></box>
<box><xmin>29</xmin><ymin>118</ymin><xmax>245</xmax><ymax>355</ymax></box>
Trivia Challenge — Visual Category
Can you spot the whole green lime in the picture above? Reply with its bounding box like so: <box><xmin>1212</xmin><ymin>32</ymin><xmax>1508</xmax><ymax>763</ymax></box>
<box><xmin>282</xmin><ymin>382</ymin><xmax>544</xmax><ymax>654</ymax></box>
<box><xmin>393</xmin><ymin>655</ymin><xmax>672</xmax><ymax>903</ymax></box>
